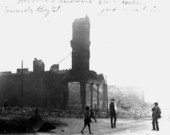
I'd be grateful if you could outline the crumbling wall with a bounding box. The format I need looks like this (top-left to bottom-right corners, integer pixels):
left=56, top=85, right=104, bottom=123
left=0, top=71, right=69, bottom=109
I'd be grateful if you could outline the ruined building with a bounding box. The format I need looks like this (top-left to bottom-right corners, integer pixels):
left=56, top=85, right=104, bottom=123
left=0, top=58, right=68, bottom=108
left=0, top=16, right=107, bottom=111
left=33, top=58, right=45, bottom=73
left=67, top=16, right=107, bottom=111
left=71, top=16, right=90, bottom=71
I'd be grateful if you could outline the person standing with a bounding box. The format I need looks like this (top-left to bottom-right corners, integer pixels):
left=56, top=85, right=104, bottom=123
left=109, top=98, right=117, bottom=128
left=152, top=102, right=161, bottom=131
left=81, top=106, right=93, bottom=134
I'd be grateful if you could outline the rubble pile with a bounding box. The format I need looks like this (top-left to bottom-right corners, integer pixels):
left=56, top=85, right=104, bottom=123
left=0, top=107, right=67, bottom=134
left=117, top=106, right=152, bottom=119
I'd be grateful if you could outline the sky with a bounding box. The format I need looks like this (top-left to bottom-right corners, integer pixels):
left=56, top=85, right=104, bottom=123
left=0, top=0, right=170, bottom=107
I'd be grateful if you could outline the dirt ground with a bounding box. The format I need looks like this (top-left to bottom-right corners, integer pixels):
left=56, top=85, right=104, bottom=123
left=36, top=116, right=170, bottom=135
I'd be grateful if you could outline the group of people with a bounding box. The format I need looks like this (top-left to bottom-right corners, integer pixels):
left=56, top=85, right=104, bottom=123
left=81, top=98, right=161, bottom=134
left=81, top=98, right=117, bottom=134
left=81, top=106, right=97, bottom=134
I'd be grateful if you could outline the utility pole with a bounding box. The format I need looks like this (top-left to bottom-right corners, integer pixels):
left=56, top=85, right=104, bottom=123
left=21, top=60, right=23, bottom=114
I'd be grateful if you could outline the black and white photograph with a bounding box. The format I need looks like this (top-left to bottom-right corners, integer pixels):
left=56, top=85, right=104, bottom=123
left=0, top=0, right=169, bottom=134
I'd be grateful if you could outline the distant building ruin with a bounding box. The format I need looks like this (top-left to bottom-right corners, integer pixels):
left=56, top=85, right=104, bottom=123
left=108, top=85, right=145, bottom=108
left=50, top=64, right=59, bottom=72
left=33, top=58, right=45, bottom=73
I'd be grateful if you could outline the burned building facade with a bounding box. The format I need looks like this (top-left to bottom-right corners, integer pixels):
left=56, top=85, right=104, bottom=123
left=67, top=16, right=107, bottom=111
left=0, top=58, right=68, bottom=108
left=0, top=16, right=107, bottom=111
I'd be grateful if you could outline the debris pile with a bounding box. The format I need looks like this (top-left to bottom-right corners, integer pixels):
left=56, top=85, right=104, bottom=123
left=0, top=108, right=66, bottom=134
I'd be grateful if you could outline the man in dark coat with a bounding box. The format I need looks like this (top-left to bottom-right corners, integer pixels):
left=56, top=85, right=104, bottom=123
left=109, top=98, right=117, bottom=128
left=152, top=102, right=161, bottom=131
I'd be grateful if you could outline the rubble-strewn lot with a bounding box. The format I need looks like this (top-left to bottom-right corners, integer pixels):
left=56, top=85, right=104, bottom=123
left=0, top=104, right=152, bottom=119
left=0, top=104, right=152, bottom=134
left=0, top=107, right=67, bottom=134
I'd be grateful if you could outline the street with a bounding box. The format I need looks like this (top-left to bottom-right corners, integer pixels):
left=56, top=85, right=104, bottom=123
left=36, top=116, right=170, bottom=135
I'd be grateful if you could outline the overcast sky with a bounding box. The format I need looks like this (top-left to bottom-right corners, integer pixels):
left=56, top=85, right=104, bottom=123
left=0, top=0, right=170, bottom=106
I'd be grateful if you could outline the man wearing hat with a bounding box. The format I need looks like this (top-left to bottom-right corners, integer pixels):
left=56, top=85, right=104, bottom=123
left=109, top=98, right=117, bottom=128
left=152, top=102, right=161, bottom=131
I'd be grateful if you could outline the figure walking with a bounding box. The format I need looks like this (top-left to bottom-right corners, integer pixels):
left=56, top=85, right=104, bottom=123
left=109, top=98, right=117, bottom=128
left=81, top=106, right=93, bottom=134
left=152, top=102, right=161, bottom=131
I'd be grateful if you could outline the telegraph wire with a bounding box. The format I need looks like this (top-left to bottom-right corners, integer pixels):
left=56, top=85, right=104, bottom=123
left=57, top=51, right=72, bottom=64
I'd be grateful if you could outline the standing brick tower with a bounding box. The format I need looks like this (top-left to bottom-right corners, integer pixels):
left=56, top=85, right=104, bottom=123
left=70, top=16, right=91, bottom=71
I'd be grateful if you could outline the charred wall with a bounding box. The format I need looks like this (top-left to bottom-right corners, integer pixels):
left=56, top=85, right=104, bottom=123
left=0, top=71, right=69, bottom=109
